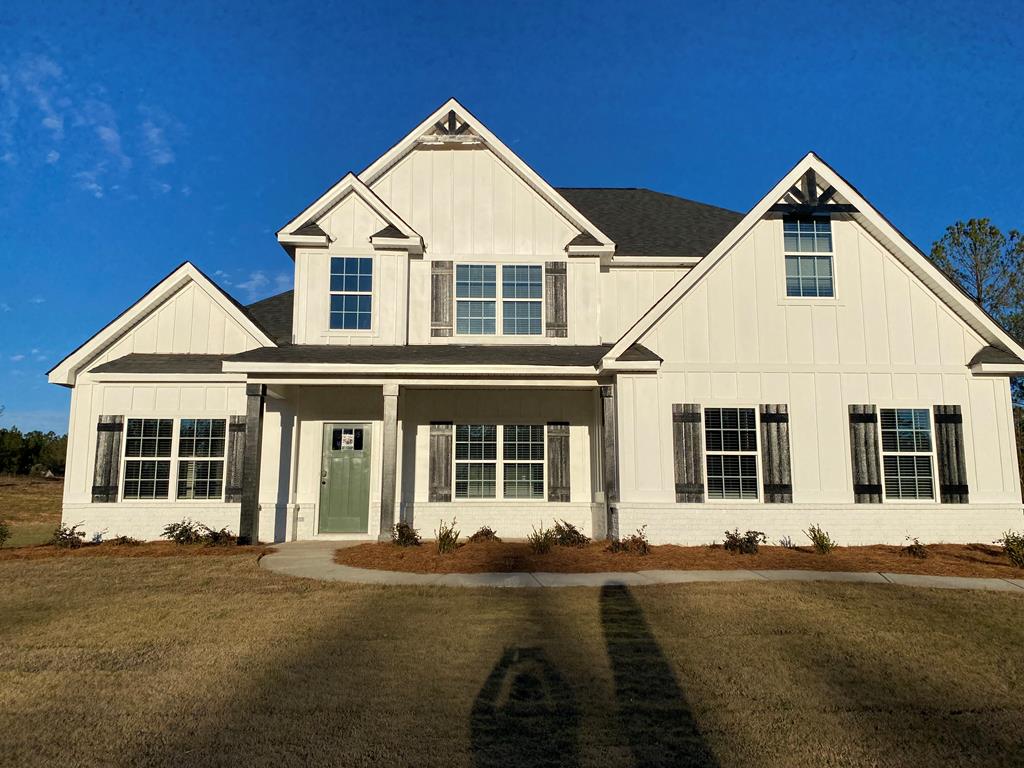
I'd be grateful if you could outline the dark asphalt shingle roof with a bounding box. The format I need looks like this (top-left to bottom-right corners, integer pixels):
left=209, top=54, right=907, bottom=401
left=558, top=187, right=743, bottom=257
left=372, top=224, right=405, bottom=239
left=969, top=346, right=1024, bottom=366
left=90, top=354, right=229, bottom=374
left=244, top=290, right=294, bottom=345
left=293, top=222, right=328, bottom=237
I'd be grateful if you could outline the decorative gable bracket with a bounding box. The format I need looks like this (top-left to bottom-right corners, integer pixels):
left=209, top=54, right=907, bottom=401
left=768, top=169, right=858, bottom=216
left=417, top=110, right=482, bottom=146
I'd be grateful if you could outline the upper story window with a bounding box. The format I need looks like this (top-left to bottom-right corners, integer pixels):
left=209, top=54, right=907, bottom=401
left=880, top=408, right=934, bottom=500
left=329, top=257, right=372, bottom=330
left=455, top=263, right=543, bottom=336
left=704, top=407, right=759, bottom=500
left=784, top=217, right=834, bottom=298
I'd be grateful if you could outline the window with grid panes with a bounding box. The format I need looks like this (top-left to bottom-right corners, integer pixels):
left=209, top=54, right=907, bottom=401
left=704, top=408, right=759, bottom=499
left=501, top=265, right=542, bottom=335
left=503, top=425, right=544, bottom=498
left=455, top=265, right=496, bottom=334
left=880, top=408, right=934, bottom=499
left=454, top=424, right=497, bottom=498
left=177, top=419, right=227, bottom=500
left=123, top=419, right=173, bottom=499
left=329, top=257, right=373, bottom=330
left=784, top=217, right=834, bottom=297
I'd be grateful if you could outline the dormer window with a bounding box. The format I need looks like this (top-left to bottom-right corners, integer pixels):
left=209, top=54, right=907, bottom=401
left=329, top=257, right=373, bottom=330
left=455, top=263, right=543, bottom=336
left=784, top=217, right=834, bottom=298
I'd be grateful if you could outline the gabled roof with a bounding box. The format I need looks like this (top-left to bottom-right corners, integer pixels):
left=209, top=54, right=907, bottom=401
left=558, top=188, right=742, bottom=258
left=604, top=152, right=1024, bottom=366
left=357, top=98, right=615, bottom=252
left=47, top=262, right=277, bottom=387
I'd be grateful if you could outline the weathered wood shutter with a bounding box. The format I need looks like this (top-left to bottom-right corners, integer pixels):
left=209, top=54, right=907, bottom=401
left=934, top=405, right=969, bottom=503
left=547, top=422, right=570, bottom=502
left=544, top=261, right=567, bottom=338
left=672, top=404, right=704, bottom=502
left=91, top=415, right=124, bottom=503
left=428, top=422, right=453, bottom=502
left=224, top=415, right=247, bottom=503
left=848, top=404, right=882, bottom=503
left=759, top=404, right=793, bottom=503
left=430, top=260, right=453, bottom=337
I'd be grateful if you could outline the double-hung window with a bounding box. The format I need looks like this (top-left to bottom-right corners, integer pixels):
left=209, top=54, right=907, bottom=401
left=880, top=408, right=934, bottom=499
left=454, top=424, right=545, bottom=499
left=177, top=418, right=227, bottom=500
left=784, top=217, right=834, bottom=297
left=455, top=264, right=543, bottom=335
left=123, top=419, right=173, bottom=499
left=704, top=408, right=759, bottom=500
left=329, top=257, right=373, bottom=330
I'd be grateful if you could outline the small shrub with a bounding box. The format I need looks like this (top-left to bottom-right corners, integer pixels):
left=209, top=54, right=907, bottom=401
left=552, top=519, right=590, bottom=548
left=50, top=522, right=87, bottom=549
left=161, top=519, right=204, bottom=545
left=200, top=525, right=237, bottom=547
left=723, top=528, right=768, bottom=555
left=468, top=525, right=501, bottom=543
left=996, top=530, right=1024, bottom=568
left=0, top=519, right=10, bottom=548
left=901, top=536, right=929, bottom=559
left=435, top=518, right=461, bottom=554
left=110, top=535, right=142, bottom=546
left=607, top=526, right=651, bottom=556
left=777, top=535, right=796, bottom=549
left=804, top=524, right=838, bottom=554
left=391, top=522, right=422, bottom=547
left=527, top=525, right=556, bottom=555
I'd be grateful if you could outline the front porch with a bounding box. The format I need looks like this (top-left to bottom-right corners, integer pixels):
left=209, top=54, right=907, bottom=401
left=241, top=381, right=618, bottom=544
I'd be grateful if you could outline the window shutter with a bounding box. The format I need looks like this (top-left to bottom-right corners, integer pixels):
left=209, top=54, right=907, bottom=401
left=759, top=404, right=793, bottom=503
left=934, top=405, right=969, bottom=503
left=224, top=415, right=247, bottom=503
left=672, top=404, right=704, bottom=502
left=544, top=261, right=567, bottom=337
left=430, top=260, right=453, bottom=337
left=547, top=422, right=570, bottom=502
left=91, top=415, right=124, bottom=503
left=428, top=422, right=453, bottom=502
left=848, top=405, right=882, bottom=503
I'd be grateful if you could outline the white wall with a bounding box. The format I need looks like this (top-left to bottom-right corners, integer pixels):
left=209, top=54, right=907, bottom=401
left=613, top=215, right=1023, bottom=543
left=598, top=266, right=689, bottom=343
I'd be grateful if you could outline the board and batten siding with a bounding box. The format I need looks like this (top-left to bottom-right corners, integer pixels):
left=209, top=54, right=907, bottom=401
left=598, top=266, right=691, bottom=343
left=612, top=215, right=1022, bottom=544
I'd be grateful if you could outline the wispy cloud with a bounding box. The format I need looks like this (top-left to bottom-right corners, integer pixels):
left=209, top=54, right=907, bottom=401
left=9, top=354, right=25, bottom=362
left=0, top=302, right=10, bottom=312
left=217, top=269, right=292, bottom=301
left=45, top=149, right=59, bottom=164
left=139, top=105, right=180, bottom=166
left=28, top=296, right=45, bottom=304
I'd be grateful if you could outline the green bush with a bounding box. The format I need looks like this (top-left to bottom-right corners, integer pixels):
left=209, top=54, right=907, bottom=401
left=468, top=525, right=500, bottom=543
left=804, top=524, right=838, bottom=555
left=200, top=525, right=237, bottom=547
left=435, top=518, right=461, bottom=554
left=161, top=519, right=204, bottom=545
left=901, top=536, right=929, bottom=559
left=777, top=535, right=796, bottom=549
left=996, top=531, right=1024, bottom=568
left=391, top=522, right=422, bottom=547
left=50, top=522, right=87, bottom=549
left=527, top=525, right=556, bottom=555
left=606, top=526, right=651, bottom=556
left=0, top=519, right=10, bottom=548
left=723, top=528, right=767, bottom=555
left=552, top=519, right=590, bottom=548
left=110, top=535, right=142, bottom=546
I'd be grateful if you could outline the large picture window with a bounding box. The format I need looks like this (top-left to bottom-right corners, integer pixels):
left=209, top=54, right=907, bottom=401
left=123, top=419, right=173, bottom=499
left=455, top=263, right=543, bottom=335
left=454, top=424, right=546, bottom=499
left=784, top=217, right=834, bottom=298
left=177, top=419, right=227, bottom=500
left=329, top=257, right=373, bottom=330
left=704, top=408, right=759, bottom=500
left=880, top=408, right=934, bottom=499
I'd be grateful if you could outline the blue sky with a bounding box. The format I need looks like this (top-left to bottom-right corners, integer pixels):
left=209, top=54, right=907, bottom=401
left=2, top=0, right=1022, bottom=433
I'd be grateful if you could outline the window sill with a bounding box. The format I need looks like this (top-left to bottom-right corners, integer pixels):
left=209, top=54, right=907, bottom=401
left=776, top=296, right=844, bottom=307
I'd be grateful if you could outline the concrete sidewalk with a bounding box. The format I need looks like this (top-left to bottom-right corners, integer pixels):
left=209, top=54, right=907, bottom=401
left=259, top=540, right=1024, bottom=592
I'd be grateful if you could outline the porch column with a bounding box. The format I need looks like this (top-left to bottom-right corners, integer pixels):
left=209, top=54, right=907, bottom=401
left=239, top=383, right=266, bottom=545
left=600, top=383, right=620, bottom=539
left=379, top=383, right=400, bottom=540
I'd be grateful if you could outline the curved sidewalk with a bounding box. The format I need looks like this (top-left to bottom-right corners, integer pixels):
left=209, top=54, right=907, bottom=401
left=259, top=540, right=1024, bottom=591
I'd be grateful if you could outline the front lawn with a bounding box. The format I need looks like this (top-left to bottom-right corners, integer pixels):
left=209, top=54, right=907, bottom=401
left=0, top=475, right=62, bottom=547
left=2, top=553, right=1024, bottom=767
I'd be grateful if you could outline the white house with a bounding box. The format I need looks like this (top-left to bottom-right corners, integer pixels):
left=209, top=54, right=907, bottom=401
left=48, top=98, right=1024, bottom=546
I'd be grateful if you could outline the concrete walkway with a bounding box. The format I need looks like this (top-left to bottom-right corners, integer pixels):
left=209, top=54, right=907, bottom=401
left=259, top=540, right=1024, bottom=592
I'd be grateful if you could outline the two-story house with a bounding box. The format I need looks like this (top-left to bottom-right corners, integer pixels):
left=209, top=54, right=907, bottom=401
left=48, top=99, right=1024, bottom=546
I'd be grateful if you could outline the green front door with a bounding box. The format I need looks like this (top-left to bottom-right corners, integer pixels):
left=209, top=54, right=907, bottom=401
left=319, top=423, right=372, bottom=534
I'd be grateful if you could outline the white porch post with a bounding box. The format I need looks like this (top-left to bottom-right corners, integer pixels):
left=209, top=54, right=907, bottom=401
left=379, top=383, right=400, bottom=540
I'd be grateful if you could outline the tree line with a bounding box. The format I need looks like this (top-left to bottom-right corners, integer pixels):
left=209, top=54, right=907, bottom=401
left=0, top=426, right=67, bottom=476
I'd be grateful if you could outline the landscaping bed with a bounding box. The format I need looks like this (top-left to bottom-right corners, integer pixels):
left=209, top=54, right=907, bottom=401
left=335, top=539, right=1024, bottom=578
left=0, top=540, right=272, bottom=561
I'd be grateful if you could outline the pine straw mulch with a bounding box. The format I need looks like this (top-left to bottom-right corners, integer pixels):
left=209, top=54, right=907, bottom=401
left=0, top=541, right=274, bottom=561
left=334, top=540, right=1024, bottom=578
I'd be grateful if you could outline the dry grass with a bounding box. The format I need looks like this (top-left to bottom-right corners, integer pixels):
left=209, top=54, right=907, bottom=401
left=2, top=553, right=1024, bottom=767
left=0, top=475, right=63, bottom=547
left=335, top=539, right=1024, bottom=578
